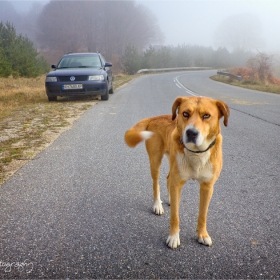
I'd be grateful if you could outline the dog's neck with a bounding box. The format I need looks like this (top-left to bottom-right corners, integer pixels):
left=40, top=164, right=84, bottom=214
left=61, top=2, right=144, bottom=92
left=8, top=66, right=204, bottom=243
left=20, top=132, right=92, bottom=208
left=179, top=138, right=216, bottom=154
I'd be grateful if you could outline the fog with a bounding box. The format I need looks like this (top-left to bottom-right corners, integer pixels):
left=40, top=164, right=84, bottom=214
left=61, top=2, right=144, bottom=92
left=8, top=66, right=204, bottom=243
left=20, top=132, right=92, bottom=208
left=2, top=0, right=280, bottom=53
left=138, top=0, right=280, bottom=53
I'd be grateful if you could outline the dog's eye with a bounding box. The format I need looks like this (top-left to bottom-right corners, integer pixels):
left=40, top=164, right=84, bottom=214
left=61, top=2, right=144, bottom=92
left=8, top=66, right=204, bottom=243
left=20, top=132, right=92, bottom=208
left=203, top=114, right=211, bottom=120
left=183, top=112, right=189, bottom=118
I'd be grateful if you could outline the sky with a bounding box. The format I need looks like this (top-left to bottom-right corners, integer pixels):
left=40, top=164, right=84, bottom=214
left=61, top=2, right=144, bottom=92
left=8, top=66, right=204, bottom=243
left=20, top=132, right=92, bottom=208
left=4, top=0, right=280, bottom=53
left=138, top=0, right=280, bottom=52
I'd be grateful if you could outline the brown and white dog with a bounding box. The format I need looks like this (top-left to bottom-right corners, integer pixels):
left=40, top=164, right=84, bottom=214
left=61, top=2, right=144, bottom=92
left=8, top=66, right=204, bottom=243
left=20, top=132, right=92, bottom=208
left=124, top=96, right=230, bottom=249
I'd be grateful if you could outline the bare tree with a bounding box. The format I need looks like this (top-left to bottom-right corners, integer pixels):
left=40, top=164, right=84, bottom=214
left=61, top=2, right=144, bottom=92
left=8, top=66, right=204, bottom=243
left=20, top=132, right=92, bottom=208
left=37, top=1, right=88, bottom=53
left=81, top=1, right=103, bottom=52
left=21, top=2, right=44, bottom=45
left=36, top=0, right=164, bottom=58
left=247, top=52, right=275, bottom=81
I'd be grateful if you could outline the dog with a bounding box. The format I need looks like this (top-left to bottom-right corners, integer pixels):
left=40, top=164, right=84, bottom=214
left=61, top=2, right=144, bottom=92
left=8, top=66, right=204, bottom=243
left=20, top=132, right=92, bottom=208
left=124, top=96, right=230, bottom=249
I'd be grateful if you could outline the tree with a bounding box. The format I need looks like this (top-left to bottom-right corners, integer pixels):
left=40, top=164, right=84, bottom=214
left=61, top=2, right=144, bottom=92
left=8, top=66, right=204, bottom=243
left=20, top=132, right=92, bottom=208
left=122, top=45, right=141, bottom=74
left=142, top=45, right=156, bottom=69
left=171, top=44, right=191, bottom=67
left=121, top=43, right=256, bottom=75
left=247, top=52, right=275, bottom=82
left=155, top=46, right=172, bottom=68
left=21, top=2, right=44, bottom=45
left=215, top=14, right=264, bottom=51
left=37, top=1, right=86, bottom=54
left=0, top=22, right=49, bottom=77
left=36, top=0, right=164, bottom=58
left=0, top=47, right=12, bottom=77
left=212, top=47, right=231, bottom=68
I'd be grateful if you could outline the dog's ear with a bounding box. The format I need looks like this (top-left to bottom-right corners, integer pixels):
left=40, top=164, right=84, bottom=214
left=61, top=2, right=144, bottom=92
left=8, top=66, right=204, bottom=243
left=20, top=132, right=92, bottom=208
left=216, top=100, right=230, bottom=126
left=172, top=97, right=183, bottom=120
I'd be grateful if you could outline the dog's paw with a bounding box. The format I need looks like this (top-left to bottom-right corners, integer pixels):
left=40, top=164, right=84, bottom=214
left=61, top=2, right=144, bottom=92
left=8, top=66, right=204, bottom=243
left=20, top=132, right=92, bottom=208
left=166, top=233, right=180, bottom=249
left=153, top=199, right=164, bottom=215
left=197, top=235, right=212, bottom=246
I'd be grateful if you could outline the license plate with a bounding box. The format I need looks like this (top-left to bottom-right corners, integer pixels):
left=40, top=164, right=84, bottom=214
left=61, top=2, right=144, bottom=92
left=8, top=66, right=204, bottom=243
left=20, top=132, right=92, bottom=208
left=62, top=84, right=83, bottom=90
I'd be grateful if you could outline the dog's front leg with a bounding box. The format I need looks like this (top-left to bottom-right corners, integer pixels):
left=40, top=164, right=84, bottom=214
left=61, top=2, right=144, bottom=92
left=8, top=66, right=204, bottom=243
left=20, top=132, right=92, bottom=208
left=197, top=182, right=214, bottom=246
left=166, top=178, right=184, bottom=249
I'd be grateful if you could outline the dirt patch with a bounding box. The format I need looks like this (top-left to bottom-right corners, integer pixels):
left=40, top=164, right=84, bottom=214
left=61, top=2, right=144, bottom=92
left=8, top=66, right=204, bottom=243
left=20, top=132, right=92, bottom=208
left=0, top=98, right=97, bottom=184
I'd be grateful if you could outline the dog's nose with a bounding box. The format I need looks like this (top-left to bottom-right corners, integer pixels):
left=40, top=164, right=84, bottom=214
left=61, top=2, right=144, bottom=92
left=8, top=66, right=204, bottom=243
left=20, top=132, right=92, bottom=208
left=186, top=128, right=198, bottom=142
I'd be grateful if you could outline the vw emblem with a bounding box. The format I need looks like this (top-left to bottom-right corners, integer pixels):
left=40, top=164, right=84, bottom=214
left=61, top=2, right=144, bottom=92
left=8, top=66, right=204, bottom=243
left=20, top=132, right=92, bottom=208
left=70, top=76, right=75, bottom=81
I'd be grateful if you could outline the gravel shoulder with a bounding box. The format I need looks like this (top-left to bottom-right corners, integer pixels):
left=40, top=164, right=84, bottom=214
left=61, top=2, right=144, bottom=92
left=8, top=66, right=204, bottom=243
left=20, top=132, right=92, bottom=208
left=0, top=74, right=137, bottom=184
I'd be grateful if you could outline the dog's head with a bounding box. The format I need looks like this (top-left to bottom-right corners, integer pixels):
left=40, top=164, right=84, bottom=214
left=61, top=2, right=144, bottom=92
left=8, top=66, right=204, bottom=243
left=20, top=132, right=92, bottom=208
left=172, top=96, right=230, bottom=152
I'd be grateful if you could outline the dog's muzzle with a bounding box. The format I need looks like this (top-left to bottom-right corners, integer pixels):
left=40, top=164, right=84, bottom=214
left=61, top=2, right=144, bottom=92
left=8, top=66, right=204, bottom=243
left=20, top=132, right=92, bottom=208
left=186, top=128, right=199, bottom=144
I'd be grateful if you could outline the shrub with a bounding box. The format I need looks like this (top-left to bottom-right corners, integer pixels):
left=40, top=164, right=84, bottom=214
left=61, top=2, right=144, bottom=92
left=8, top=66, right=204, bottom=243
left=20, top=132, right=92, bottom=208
left=122, top=45, right=141, bottom=75
left=247, top=52, right=274, bottom=82
left=229, top=54, right=280, bottom=86
left=231, top=67, right=255, bottom=81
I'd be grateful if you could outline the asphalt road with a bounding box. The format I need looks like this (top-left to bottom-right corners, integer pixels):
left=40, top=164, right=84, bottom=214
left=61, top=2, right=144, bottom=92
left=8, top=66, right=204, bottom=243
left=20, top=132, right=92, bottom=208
left=1, top=70, right=279, bottom=278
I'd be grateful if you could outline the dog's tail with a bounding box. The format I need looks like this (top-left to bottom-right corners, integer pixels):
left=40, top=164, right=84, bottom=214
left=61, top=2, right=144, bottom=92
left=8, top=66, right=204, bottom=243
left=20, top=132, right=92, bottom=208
left=124, top=118, right=154, bottom=148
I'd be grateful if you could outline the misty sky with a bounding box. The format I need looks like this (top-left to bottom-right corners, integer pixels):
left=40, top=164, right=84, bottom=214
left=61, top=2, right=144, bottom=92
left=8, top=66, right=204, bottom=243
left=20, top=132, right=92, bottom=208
left=138, top=0, right=280, bottom=52
left=5, top=0, right=280, bottom=53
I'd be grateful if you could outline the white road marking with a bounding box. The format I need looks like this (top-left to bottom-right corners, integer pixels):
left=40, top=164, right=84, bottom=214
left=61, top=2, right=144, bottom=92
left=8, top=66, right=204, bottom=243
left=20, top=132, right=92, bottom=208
left=174, top=76, right=198, bottom=96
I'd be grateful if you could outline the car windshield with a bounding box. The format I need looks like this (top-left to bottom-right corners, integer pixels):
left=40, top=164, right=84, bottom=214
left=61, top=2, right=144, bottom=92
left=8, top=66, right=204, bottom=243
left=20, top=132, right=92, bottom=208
left=56, top=55, right=102, bottom=69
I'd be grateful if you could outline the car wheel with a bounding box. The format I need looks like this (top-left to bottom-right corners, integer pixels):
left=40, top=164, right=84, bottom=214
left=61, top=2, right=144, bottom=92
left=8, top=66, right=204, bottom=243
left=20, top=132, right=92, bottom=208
left=101, top=82, right=109, bottom=100
left=109, top=82, right=114, bottom=94
left=48, top=96, right=57, bottom=101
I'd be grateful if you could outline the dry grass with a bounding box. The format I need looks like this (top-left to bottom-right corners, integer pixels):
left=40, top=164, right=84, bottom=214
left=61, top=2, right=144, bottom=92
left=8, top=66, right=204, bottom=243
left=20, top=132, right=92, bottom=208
left=210, top=75, right=280, bottom=94
left=0, top=76, right=47, bottom=118
left=114, top=73, right=140, bottom=88
left=0, top=73, right=137, bottom=184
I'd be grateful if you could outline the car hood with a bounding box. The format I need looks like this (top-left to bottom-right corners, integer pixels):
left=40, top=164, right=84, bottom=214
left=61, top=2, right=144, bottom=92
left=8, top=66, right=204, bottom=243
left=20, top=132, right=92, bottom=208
left=46, top=68, right=103, bottom=77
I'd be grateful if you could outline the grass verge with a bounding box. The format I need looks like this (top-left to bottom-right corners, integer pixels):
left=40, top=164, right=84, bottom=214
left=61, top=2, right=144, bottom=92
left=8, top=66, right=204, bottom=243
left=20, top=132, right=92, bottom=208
left=0, top=73, right=138, bottom=184
left=210, top=75, right=280, bottom=94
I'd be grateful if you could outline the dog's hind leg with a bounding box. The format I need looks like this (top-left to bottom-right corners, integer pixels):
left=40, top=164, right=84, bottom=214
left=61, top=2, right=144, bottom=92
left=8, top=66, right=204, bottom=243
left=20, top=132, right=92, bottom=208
left=166, top=171, right=171, bottom=205
left=146, top=141, right=164, bottom=215
left=150, top=156, right=165, bottom=215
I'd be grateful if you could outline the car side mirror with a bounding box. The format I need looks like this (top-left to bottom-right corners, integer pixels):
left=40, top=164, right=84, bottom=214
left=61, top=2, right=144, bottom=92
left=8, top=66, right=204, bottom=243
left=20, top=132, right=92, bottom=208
left=104, top=62, right=112, bottom=67
left=51, top=64, right=57, bottom=69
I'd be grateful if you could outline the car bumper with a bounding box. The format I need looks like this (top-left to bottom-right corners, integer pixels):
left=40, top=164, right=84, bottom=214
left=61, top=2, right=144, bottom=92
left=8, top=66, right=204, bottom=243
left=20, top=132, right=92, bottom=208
left=45, top=81, right=107, bottom=97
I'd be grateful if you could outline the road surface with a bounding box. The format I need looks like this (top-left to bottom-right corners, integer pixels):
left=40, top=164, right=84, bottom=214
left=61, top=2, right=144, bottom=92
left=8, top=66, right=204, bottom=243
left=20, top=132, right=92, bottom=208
left=0, top=70, right=279, bottom=278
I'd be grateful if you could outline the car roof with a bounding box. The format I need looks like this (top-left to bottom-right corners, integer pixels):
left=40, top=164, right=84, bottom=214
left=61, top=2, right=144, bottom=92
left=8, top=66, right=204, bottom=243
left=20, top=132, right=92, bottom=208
left=63, top=52, right=100, bottom=57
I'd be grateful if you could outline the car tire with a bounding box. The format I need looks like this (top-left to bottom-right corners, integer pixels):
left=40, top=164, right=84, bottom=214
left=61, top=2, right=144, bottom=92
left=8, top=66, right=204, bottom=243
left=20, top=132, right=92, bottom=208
left=101, top=82, right=109, bottom=101
left=109, top=82, right=114, bottom=94
left=48, top=96, right=57, bottom=101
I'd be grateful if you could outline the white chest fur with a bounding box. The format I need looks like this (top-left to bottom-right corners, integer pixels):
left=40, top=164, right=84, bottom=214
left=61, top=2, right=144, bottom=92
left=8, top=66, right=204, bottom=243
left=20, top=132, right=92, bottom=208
left=176, top=150, right=213, bottom=183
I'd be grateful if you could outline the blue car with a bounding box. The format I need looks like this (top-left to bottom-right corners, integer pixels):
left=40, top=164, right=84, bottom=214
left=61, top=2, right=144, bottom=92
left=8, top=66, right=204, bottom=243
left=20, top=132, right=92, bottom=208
left=45, top=52, right=114, bottom=101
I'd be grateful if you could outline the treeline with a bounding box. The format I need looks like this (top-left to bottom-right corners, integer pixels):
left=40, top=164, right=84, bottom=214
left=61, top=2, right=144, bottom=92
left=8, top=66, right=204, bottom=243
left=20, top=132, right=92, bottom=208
left=122, top=45, right=254, bottom=74
left=36, top=0, right=163, bottom=57
left=0, top=1, right=43, bottom=47
left=0, top=22, right=49, bottom=78
left=0, top=0, right=259, bottom=77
